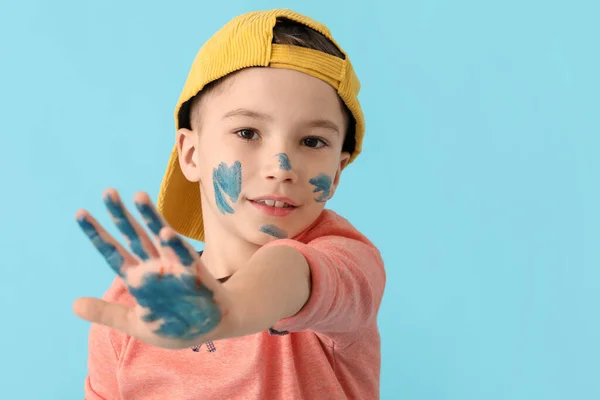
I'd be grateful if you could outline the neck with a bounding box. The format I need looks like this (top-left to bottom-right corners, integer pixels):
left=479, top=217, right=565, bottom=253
left=198, top=193, right=261, bottom=280
left=200, top=233, right=260, bottom=280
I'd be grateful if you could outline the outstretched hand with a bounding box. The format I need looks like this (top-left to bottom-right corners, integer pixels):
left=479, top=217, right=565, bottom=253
left=73, top=189, right=231, bottom=349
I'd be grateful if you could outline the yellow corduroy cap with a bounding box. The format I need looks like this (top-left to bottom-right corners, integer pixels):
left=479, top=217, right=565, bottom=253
left=157, top=8, right=365, bottom=242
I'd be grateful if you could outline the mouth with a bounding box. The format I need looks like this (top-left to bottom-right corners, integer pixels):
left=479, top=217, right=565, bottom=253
left=248, top=196, right=299, bottom=217
left=251, top=199, right=295, bottom=208
left=249, top=196, right=298, bottom=208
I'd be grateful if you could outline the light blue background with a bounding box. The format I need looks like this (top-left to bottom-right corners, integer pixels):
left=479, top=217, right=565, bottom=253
left=0, top=0, right=598, bottom=398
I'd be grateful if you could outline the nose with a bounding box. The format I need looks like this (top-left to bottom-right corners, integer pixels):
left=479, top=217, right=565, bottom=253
left=264, top=152, right=298, bottom=183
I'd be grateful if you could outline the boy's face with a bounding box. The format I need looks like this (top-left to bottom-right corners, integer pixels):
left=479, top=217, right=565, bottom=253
left=178, top=67, right=350, bottom=244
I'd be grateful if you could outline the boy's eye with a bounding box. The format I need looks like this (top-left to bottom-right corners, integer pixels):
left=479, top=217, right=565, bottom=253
left=303, top=137, right=326, bottom=148
left=236, top=129, right=259, bottom=140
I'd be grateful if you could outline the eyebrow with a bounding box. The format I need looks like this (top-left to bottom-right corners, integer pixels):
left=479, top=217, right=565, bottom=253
left=222, top=108, right=340, bottom=135
left=305, top=118, right=340, bottom=135
left=222, top=108, right=273, bottom=121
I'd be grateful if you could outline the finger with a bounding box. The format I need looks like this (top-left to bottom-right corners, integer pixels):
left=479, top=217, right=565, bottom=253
left=73, top=297, right=136, bottom=336
left=132, top=192, right=167, bottom=237
left=103, top=189, right=159, bottom=261
left=76, top=210, right=136, bottom=277
left=158, top=228, right=221, bottom=293
left=159, top=228, right=197, bottom=267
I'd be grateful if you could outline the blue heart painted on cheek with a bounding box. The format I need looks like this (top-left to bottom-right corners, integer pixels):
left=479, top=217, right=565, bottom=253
left=213, top=161, right=242, bottom=214
left=213, top=178, right=234, bottom=214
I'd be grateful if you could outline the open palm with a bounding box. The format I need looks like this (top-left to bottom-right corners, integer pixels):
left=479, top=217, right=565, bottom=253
left=73, top=189, right=229, bottom=349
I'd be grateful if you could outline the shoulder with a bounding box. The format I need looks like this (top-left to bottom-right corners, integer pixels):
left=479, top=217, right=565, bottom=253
left=288, top=209, right=385, bottom=277
left=295, top=209, right=377, bottom=248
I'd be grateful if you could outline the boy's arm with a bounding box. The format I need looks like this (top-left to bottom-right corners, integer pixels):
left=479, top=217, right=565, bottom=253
left=223, top=233, right=386, bottom=343
left=222, top=245, right=311, bottom=337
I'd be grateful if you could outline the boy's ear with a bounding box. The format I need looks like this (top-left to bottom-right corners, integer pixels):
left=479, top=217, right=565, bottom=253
left=331, top=151, right=351, bottom=196
left=176, top=128, right=202, bottom=182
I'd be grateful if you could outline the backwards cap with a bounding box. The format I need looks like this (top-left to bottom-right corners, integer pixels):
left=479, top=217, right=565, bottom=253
left=157, top=8, right=365, bottom=242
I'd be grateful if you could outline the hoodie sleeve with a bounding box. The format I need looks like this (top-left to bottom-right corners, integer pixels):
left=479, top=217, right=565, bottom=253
left=265, top=217, right=386, bottom=347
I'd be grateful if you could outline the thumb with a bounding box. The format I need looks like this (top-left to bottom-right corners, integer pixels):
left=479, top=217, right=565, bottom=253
left=73, top=297, right=134, bottom=334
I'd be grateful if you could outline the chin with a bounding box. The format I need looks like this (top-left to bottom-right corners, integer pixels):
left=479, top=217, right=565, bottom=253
left=241, top=230, right=282, bottom=247
left=238, top=222, right=295, bottom=246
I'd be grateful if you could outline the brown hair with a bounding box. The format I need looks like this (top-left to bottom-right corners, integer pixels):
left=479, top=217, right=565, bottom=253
left=179, top=18, right=356, bottom=154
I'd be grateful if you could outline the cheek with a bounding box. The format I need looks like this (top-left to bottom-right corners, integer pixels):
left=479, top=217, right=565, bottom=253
left=211, top=160, right=242, bottom=215
left=308, top=173, right=333, bottom=203
left=304, top=158, right=340, bottom=203
left=198, top=135, right=248, bottom=208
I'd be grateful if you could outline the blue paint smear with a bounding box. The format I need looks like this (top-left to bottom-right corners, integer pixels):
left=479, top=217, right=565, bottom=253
left=213, top=178, right=234, bottom=214
left=162, top=235, right=195, bottom=267
left=309, top=173, right=332, bottom=203
left=260, top=224, right=288, bottom=239
left=213, top=161, right=242, bottom=214
left=135, top=202, right=164, bottom=236
left=129, top=272, right=221, bottom=340
left=104, top=194, right=148, bottom=260
left=276, top=153, right=292, bottom=171
left=77, top=216, right=125, bottom=277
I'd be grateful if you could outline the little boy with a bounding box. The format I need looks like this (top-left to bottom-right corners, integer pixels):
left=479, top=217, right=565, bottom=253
left=74, top=8, right=386, bottom=400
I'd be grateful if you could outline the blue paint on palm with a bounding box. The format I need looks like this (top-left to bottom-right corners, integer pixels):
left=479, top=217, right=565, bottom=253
left=129, top=273, right=221, bottom=339
left=128, top=234, right=221, bottom=339
left=104, top=194, right=148, bottom=260
left=213, top=161, right=242, bottom=214
left=259, top=224, right=288, bottom=239
left=135, top=202, right=164, bottom=236
left=77, top=216, right=125, bottom=277
left=309, top=173, right=332, bottom=202
left=276, top=153, right=292, bottom=171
